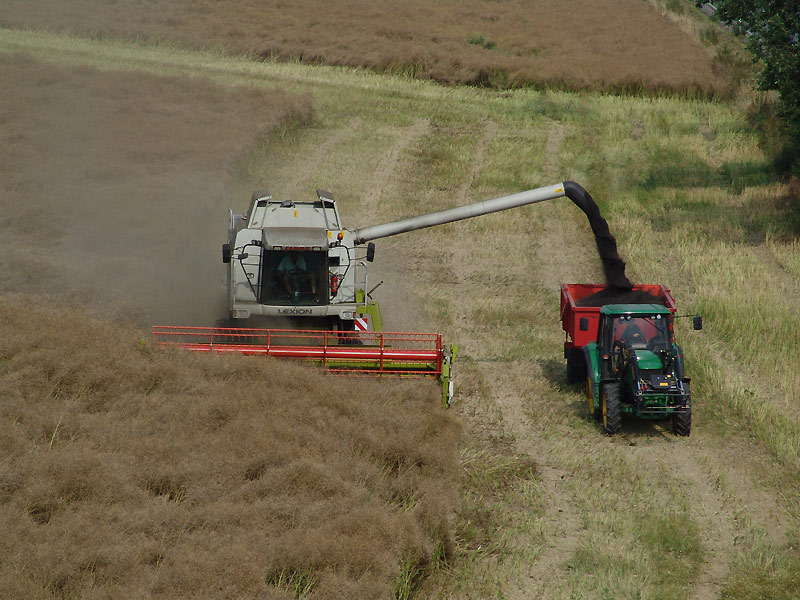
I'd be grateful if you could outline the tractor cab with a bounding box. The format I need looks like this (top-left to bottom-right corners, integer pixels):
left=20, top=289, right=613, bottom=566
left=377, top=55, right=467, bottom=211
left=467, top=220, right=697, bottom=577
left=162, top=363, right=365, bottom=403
left=598, top=304, right=676, bottom=380
left=602, top=305, right=673, bottom=353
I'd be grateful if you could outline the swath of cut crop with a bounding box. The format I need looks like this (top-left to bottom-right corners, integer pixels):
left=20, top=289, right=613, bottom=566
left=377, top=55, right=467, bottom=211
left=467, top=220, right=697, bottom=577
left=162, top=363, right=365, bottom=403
left=0, top=53, right=311, bottom=328
left=0, top=295, right=461, bottom=599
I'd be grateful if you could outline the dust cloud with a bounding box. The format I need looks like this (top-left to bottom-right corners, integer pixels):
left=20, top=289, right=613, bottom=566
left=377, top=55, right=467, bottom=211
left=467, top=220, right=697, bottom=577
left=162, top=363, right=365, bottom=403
left=0, top=54, right=310, bottom=329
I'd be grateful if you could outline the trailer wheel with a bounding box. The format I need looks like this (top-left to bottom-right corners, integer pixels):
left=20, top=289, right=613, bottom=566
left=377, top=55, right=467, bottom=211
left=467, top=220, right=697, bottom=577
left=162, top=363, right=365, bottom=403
left=673, top=382, right=692, bottom=436
left=566, top=349, right=586, bottom=384
left=601, top=382, right=621, bottom=435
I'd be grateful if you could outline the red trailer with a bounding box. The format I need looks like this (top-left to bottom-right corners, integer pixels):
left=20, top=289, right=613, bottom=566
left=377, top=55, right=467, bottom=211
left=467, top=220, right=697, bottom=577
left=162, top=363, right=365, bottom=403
left=560, top=283, right=677, bottom=384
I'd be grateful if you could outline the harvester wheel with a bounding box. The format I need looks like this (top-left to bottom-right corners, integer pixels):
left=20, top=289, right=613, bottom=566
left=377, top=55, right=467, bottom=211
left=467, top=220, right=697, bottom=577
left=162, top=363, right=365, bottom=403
left=601, top=382, right=622, bottom=435
left=673, top=383, right=692, bottom=436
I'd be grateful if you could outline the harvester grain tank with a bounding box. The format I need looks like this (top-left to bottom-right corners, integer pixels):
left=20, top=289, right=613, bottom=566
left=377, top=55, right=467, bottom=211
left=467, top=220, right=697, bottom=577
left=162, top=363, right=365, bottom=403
left=560, top=283, right=702, bottom=435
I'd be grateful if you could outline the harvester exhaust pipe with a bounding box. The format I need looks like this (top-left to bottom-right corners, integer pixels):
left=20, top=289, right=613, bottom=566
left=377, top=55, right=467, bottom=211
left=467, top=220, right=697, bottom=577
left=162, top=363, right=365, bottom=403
left=351, top=180, right=632, bottom=290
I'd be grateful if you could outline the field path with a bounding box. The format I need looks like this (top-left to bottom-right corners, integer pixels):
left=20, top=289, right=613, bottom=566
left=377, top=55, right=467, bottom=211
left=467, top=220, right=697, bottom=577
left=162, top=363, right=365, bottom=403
left=638, top=440, right=737, bottom=600
left=283, top=117, right=363, bottom=199
left=363, top=118, right=430, bottom=210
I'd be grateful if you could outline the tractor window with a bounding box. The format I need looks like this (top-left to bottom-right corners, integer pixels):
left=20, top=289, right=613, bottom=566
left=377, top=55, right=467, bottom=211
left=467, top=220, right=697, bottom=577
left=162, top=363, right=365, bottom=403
left=612, top=316, right=669, bottom=351
left=261, top=250, right=328, bottom=306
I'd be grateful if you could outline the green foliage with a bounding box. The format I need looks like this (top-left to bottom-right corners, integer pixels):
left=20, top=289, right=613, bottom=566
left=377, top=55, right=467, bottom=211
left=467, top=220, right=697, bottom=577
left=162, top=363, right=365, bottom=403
left=715, top=0, right=800, bottom=175
left=468, top=33, right=496, bottom=50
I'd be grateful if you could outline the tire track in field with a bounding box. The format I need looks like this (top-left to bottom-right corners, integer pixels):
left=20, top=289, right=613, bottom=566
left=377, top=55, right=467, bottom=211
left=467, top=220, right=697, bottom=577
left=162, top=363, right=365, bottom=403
left=532, top=120, right=602, bottom=291
left=456, top=121, right=497, bottom=197
left=543, top=120, right=565, bottom=182
left=354, top=118, right=430, bottom=331
left=361, top=118, right=430, bottom=211
left=283, top=117, right=362, bottom=199
left=637, top=441, right=737, bottom=600
left=447, top=119, right=586, bottom=598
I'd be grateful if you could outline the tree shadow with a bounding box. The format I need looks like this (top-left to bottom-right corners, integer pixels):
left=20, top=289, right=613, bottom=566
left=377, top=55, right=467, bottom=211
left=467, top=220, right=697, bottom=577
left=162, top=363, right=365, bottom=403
left=641, top=146, right=777, bottom=192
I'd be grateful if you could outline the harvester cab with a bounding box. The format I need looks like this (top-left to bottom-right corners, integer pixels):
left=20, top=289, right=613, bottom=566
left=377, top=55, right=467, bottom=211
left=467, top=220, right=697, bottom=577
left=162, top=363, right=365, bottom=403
left=223, top=188, right=381, bottom=333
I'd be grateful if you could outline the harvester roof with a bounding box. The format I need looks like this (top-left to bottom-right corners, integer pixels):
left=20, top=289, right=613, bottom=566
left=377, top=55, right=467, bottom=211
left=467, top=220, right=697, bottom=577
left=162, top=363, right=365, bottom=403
left=262, top=226, right=329, bottom=248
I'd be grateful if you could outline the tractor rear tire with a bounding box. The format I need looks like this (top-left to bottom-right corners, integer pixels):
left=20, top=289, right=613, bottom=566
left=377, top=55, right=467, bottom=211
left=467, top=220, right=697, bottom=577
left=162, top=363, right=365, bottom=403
left=601, top=382, right=622, bottom=435
left=673, top=383, right=692, bottom=436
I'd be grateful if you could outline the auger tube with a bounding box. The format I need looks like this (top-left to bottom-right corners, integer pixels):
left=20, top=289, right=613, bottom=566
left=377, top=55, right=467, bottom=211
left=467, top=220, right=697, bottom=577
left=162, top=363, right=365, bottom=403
left=351, top=182, right=571, bottom=244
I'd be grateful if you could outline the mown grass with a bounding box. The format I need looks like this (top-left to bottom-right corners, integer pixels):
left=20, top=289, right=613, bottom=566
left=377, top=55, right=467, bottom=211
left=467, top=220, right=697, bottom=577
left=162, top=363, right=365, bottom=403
left=2, top=23, right=799, bottom=600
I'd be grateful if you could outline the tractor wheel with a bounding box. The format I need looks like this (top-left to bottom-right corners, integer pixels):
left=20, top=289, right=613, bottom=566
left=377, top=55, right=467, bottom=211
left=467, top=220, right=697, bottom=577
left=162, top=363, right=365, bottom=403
left=601, top=382, right=622, bottom=435
left=673, top=382, right=692, bottom=436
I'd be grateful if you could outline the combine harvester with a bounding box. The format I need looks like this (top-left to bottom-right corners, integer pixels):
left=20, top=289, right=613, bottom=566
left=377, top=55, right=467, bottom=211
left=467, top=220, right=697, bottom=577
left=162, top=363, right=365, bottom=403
left=153, top=181, right=659, bottom=408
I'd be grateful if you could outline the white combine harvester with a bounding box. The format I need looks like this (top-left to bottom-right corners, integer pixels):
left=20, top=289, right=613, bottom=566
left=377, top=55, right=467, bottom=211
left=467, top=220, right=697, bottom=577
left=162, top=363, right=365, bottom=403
left=154, top=182, right=591, bottom=406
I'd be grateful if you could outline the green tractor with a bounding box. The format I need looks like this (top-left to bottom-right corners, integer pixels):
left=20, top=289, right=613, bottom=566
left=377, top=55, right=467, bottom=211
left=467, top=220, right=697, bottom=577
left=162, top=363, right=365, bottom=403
left=586, top=304, right=699, bottom=435
left=561, top=284, right=701, bottom=436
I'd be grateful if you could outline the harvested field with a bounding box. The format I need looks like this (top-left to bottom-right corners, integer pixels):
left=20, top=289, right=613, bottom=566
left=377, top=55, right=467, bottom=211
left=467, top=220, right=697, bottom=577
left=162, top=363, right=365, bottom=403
left=0, top=296, right=459, bottom=598
left=0, top=0, right=730, bottom=96
left=0, top=54, right=310, bottom=327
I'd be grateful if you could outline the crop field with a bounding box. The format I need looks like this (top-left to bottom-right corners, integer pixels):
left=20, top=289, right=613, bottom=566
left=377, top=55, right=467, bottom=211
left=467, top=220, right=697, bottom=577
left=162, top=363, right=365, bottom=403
left=2, top=2, right=800, bottom=599
left=0, top=0, right=735, bottom=96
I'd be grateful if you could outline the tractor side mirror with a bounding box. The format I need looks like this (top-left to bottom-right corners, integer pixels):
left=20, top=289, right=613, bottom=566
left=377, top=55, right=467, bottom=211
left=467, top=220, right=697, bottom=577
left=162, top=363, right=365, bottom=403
left=366, top=242, right=376, bottom=262
left=579, top=317, right=589, bottom=332
left=693, top=316, right=703, bottom=330
left=222, top=243, right=231, bottom=263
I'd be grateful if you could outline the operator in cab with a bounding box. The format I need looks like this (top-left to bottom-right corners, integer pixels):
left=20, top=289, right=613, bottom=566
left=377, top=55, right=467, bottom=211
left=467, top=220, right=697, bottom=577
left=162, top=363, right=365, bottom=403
left=275, top=251, right=317, bottom=297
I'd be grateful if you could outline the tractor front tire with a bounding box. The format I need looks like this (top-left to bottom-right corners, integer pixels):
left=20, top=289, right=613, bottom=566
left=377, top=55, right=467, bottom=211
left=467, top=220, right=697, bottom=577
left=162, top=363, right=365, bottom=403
left=601, top=382, right=622, bottom=435
left=673, top=383, right=692, bottom=436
